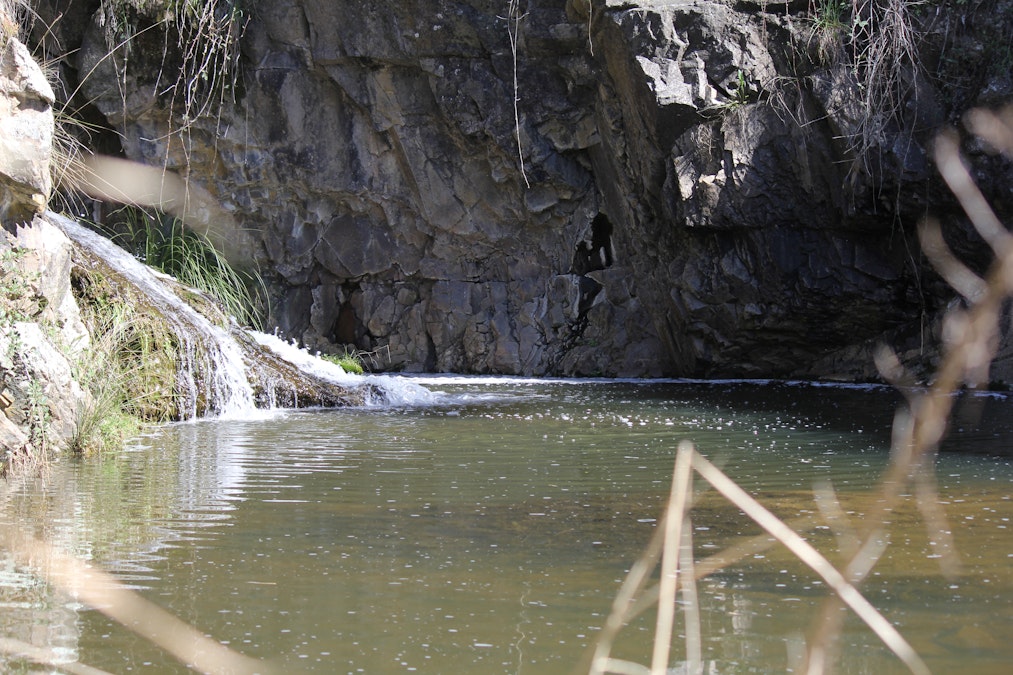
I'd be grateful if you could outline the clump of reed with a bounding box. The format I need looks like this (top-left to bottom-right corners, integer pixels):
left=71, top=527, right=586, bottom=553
left=68, top=298, right=163, bottom=454
left=70, top=256, right=183, bottom=428
left=320, top=349, right=367, bottom=375
left=101, top=207, right=266, bottom=330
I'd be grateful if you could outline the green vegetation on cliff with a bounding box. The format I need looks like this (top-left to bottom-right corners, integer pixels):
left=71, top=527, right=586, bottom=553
left=98, top=207, right=266, bottom=329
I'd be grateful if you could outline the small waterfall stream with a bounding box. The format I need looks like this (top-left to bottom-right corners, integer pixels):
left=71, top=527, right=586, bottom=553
left=47, top=212, right=432, bottom=418
left=50, top=212, right=256, bottom=418
left=247, top=331, right=439, bottom=407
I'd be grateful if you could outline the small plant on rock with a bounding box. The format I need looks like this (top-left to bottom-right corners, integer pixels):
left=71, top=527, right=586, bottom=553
left=808, top=0, right=851, bottom=64
left=321, top=350, right=366, bottom=375
left=69, top=303, right=146, bottom=453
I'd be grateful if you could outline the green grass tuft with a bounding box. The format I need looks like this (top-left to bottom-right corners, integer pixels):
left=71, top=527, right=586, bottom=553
left=321, top=350, right=365, bottom=375
left=103, top=208, right=266, bottom=329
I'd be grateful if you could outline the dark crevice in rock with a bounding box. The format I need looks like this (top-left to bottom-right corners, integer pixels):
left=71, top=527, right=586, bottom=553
left=571, top=211, right=614, bottom=275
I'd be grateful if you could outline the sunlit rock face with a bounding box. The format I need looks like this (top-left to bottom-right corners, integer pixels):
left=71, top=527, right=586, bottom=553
left=0, top=32, right=82, bottom=457
left=0, top=36, right=54, bottom=224
left=51, top=0, right=1012, bottom=378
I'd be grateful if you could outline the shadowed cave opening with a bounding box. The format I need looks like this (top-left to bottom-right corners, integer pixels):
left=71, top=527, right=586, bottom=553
left=571, top=212, right=614, bottom=276
left=565, top=212, right=615, bottom=331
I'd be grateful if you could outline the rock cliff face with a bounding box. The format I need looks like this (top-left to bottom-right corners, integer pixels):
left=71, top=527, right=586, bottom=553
left=38, top=0, right=1013, bottom=377
left=0, top=25, right=392, bottom=459
left=0, top=34, right=53, bottom=224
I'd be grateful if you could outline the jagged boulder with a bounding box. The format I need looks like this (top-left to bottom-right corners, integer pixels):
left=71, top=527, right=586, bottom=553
left=0, top=29, right=81, bottom=462
left=12, top=218, right=90, bottom=350
left=0, top=321, right=89, bottom=448
left=0, top=217, right=96, bottom=461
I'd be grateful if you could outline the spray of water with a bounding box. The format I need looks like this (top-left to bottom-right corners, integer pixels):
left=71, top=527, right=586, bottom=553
left=49, top=212, right=256, bottom=418
left=249, top=331, right=439, bottom=407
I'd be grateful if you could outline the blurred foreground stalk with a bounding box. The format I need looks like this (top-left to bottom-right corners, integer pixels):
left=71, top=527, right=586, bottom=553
left=587, top=106, right=1013, bottom=675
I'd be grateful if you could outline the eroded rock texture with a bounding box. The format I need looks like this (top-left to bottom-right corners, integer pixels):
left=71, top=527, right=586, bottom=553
left=0, top=35, right=54, bottom=224
left=37, top=0, right=1013, bottom=378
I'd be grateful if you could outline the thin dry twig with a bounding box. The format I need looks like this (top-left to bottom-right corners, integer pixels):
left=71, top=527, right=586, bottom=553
left=812, top=480, right=861, bottom=559
left=587, top=442, right=929, bottom=675
left=587, top=482, right=671, bottom=672
left=586, top=508, right=666, bottom=674
left=0, top=523, right=271, bottom=675
left=581, top=513, right=820, bottom=650
left=917, top=217, right=986, bottom=303
left=678, top=523, right=702, bottom=675
left=692, top=450, right=930, bottom=675
left=650, top=441, right=693, bottom=674
left=506, top=0, right=530, bottom=189
left=0, top=637, right=114, bottom=675
left=932, top=130, right=1012, bottom=254
left=803, top=105, right=1013, bottom=674
left=965, top=107, right=1013, bottom=156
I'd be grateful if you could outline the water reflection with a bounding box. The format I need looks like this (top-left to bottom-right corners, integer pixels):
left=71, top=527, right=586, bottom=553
left=1, top=380, right=1011, bottom=673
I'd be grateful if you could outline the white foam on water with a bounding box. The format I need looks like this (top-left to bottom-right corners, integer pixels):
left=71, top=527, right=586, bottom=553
left=369, top=374, right=441, bottom=407
left=248, top=331, right=440, bottom=407
left=402, top=374, right=901, bottom=391
left=248, top=331, right=361, bottom=386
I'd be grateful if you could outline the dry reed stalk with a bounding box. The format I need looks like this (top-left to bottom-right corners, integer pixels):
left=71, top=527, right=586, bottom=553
left=650, top=441, right=694, bottom=674
left=0, top=522, right=272, bottom=675
left=586, top=443, right=931, bottom=675
left=587, top=441, right=696, bottom=672
left=588, top=107, right=1013, bottom=675
left=812, top=480, right=861, bottom=558
left=585, top=529, right=662, bottom=675
left=678, top=523, right=702, bottom=673
left=691, top=513, right=818, bottom=580
left=803, top=106, right=1013, bottom=673
left=691, top=450, right=931, bottom=675
left=0, top=637, right=113, bottom=675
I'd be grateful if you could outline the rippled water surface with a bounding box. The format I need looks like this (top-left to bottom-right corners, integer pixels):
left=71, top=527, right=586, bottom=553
left=2, top=378, right=1011, bottom=674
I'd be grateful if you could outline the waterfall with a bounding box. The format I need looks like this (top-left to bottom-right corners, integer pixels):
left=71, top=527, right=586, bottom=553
left=248, top=331, right=439, bottom=407
left=46, top=212, right=436, bottom=417
left=48, top=212, right=256, bottom=418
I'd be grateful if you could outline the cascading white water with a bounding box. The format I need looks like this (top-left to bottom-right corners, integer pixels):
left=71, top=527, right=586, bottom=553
left=49, top=212, right=257, bottom=419
left=249, top=331, right=439, bottom=407
left=48, top=212, right=435, bottom=417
